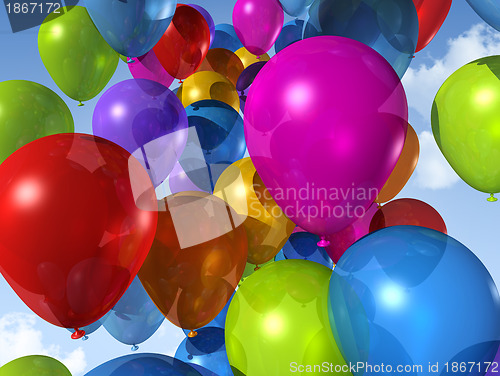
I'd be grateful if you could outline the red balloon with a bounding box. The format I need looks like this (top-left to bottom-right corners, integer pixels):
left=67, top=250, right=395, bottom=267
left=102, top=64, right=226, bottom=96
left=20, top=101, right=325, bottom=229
left=0, top=134, right=157, bottom=334
left=413, top=0, right=452, bottom=52
left=153, top=4, right=211, bottom=80
left=369, top=198, right=447, bottom=234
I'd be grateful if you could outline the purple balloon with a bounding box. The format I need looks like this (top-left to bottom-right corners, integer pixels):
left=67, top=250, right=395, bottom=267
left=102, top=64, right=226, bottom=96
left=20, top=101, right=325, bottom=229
left=92, top=79, right=188, bottom=188
left=236, top=61, right=267, bottom=93
left=128, top=50, right=175, bottom=88
left=168, top=161, right=204, bottom=193
left=188, top=4, right=215, bottom=47
left=244, top=36, right=408, bottom=237
left=486, top=346, right=500, bottom=376
left=233, top=0, right=284, bottom=57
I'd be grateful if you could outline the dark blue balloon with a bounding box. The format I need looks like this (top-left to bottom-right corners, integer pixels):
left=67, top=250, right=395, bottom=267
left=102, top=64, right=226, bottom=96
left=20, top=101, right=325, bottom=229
left=211, top=24, right=244, bottom=52
left=467, top=0, right=500, bottom=32
left=329, top=226, right=500, bottom=376
left=85, top=0, right=177, bottom=58
left=101, top=276, right=164, bottom=350
left=84, top=353, right=202, bottom=376
left=274, top=19, right=304, bottom=53
left=175, top=327, right=232, bottom=376
left=282, top=232, right=334, bottom=268
left=304, top=0, right=419, bottom=78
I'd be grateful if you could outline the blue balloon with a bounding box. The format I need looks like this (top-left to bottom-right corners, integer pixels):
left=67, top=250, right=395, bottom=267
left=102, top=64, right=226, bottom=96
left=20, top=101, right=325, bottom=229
left=101, top=276, right=164, bottom=350
left=304, top=0, right=419, bottom=78
left=84, top=353, right=202, bottom=376
left=211, top=24, right=243, bottom=52
left=282, top=232, right=334, bottom=268
left=279, top=0, right=313, bottom=17
left=176, top=327, right=232, bottom=376
left=329, top=226, right=500, bottom=376
left=85, top=0, right=177, bottom=58
left=275, top=19, right=304, bottom=53
left=467, top=0, right=500, bottom=32
left=68, top=320, right=102, bottom=341
left=274, top=249, right=286, bottom=261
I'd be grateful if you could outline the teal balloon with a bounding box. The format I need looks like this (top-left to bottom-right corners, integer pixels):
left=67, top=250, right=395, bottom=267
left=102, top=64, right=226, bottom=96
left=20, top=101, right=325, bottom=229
left=279, top=0, right=313, bottom=17
left=85, top=0, right=177, bottom=58
left=467, top=0, right=500, bottom=32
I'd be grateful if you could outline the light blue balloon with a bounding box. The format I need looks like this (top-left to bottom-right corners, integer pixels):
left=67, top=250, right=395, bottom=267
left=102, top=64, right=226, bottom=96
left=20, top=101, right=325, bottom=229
left=274, top=19, right=304, bottom=53
left=101, top=276, right=164, bottom=350
left=467, top=0, right=500, bottom=32
left=279, top=0, right=313, bottom=17
left=329, top=226, right=500, bottom=376
left=210, top=24, right=243, bottom=52
left=85, top=0, right=177, bottom=58
left=304, top=0, right=419, bottom=78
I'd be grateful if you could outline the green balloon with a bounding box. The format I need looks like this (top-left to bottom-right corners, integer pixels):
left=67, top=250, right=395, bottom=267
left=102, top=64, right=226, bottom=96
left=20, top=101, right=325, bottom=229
left=38, top=6, right=118, bottom=105
left=432, top=56, right=500, bottom=201
left=0, top=80, right=74, bottom=164
left=226, top=259, right=350, bottom=376
left=0, top=355, right=72, bottom=376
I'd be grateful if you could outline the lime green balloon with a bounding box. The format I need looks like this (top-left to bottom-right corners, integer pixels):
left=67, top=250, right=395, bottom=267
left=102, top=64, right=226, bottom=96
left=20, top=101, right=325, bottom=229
left=38, top=6, right=118, bottom=105
left=432, top=56, right=500, bottom=200
left=0, top=80, right=74, bottom=164
left=226, top=259, right=350, bottom=376
left=0, top=355, right=72, bottom=376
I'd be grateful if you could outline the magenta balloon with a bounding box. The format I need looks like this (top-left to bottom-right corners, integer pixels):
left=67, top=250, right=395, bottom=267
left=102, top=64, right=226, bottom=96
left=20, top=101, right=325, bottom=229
left=325, top=203, right=378, bottom=263
left=244, top=36, right=408, bottom=236
left=232, top=0, right=284, bottom=56
left=128, top=50, right=174, bottom=88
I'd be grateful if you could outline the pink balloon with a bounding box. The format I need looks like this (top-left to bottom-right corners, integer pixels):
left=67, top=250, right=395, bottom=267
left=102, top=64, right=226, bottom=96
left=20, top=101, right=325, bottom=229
left=128, top=50, right=175, bottom=88
left=233, top=0, right=284, bottom=56
left=325, top=203, right=379, bottom=263
left=244, top=36, right=408, bottom=237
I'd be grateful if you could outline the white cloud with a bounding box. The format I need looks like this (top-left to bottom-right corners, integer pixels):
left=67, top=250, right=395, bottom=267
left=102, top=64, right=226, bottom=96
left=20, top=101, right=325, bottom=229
left=403, top=23, right=500, bottom=121
left=414, top=131, right=460, bottom=190
left=0, top=313, right=87, bottom=375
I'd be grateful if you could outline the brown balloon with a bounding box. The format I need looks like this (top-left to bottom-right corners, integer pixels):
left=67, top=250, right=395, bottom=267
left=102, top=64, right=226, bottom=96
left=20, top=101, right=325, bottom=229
left=197, top=48, right=245, bottom=87
left=369, top=198, right=447, bottom=234
left=138, top=191, right=248, bottom=334
left=375, top=124, right=419, bottom=203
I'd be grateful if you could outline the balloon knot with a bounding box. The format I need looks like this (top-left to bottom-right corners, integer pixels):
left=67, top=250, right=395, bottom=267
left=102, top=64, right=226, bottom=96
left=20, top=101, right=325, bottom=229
left=82, top=335, right=89, bottom=341
left=487, top=193, right=498, bottom=202
left=71, top=328, right=86, bottom=340
left=377, top=203, right=382, bottom=209
left=77, top=101, right=84, bottom=107
left=188, top=330, right=198, bottom=338
left=178, top=79, right=184, bottom=84
left=254, top=265, right=260, bottom=271
left=131, top=345, right=139, bottom=351
left=256, top=56, right=261, bottom=60
left=126, top=57, right=135, bottom=64
left=317, top=236, right=330, bottom=247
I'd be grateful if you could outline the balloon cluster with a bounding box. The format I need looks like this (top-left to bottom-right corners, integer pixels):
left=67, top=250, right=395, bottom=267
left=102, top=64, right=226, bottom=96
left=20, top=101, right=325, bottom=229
left=1, top=0, right=500, bottom=375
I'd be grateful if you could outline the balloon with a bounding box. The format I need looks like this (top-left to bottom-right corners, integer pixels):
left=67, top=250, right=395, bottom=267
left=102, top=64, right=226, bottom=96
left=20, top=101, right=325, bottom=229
left=138, top=192, right=248, bottom=334
left=0, top=80, right=74, bottom=164
left=486, top=347, right=500, bottom=376
left=92, top=78, right=188, bottom=188
left=245, top=36, right=408, bottom=237
left=153, top=4, right=210, bottom=80
left=169, top=161, right=205, bottom=194
left=279, top=0, right=313, bottom=17
left=101, top=276, right=165, bottom=350
left=183, top=293, right=234, bottom=335
left=176, top=327, right=232, bottom=376
left=304, top=0, right=419, bottom=78
left=83, top=353, right=202, bottom=376
left=177, top=71, right=240, bottom=112
left=197, top=48, right=244, bottom=86
left=325, top=203, right=378, bottom=264
left=68, top=320, right=102, bottom=341
left=236, top=62, right=267, bottom=94
left=38, top=6, right=118, bottom=105
left=188, top=4, right=215, bottom=47
left=329, top=226, right=500, bottom=376
left=85, top=0, right=177, bottom=58
left=0, top=133, right=157, bottom=333
left=128, top=49, right=175, bottom=88
left=233, top=0, right=284, bottom=57
left=282, top=232, right=334, bottom=268
left=226, top=260, right=349, bottom=376
left=375, top=124, right=419, bottom=203
left=369, top=198, right=447, bottom=234
left=234, top=47, right=270, bottom=69
left=214, top=158, right=296, bottom=266
left=211, top=24, right=243, bottom=52
left=432, top=56, right=500, bottom=201
left=467, top=0, right=500, bottom=32
left=240, top=258, right=274, bottom=284
left=413, top=0, right=452, bottom=52
left=274, top=19, right=304, bottom=53
left=0, top=355, right=71, bottom=376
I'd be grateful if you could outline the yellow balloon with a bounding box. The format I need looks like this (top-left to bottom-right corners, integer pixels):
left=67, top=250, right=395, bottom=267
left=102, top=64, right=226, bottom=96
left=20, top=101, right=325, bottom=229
left=176, top=71, right=240, bottom=112
left=214, top=157, right=295, bottom=266
left=235, top=47, right=270, bottom=69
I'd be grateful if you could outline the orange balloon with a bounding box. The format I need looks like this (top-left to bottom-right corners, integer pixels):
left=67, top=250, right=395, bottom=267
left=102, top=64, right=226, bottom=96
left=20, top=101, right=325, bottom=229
left=138, top=191, right=248, bottom=333
left=375, top=124, right=419, bottom=203
left=197, top=48, right=245, bottom=87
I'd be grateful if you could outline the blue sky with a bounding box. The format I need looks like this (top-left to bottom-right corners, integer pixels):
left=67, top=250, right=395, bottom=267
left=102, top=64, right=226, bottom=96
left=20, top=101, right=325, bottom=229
left=1, top=1, right=500, bottom=374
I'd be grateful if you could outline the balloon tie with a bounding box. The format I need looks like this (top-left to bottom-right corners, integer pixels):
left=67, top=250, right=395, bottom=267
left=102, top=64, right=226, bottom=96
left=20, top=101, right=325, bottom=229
left=487, top=193, right=498, bottom=202
left=77, top=101, right=84, bottom=107
left=82, top=335, right=89, bottom=341
left=256, top=56, right=261, bottom=60
left=317, top=236, right=330, bottom=247
left=254, top=265, right=260, bottom=271
left=377, top=203, right=382, bottom=209
left=126, top=57, right=135, bottom=64
left=178, top=79, right=184, bottom=84
left=71, top=328, right=86, bottom=340
left=131, top=344, right=139, bottom=351
left=188, top=330, right=198, bottom=338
